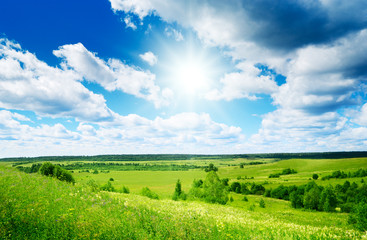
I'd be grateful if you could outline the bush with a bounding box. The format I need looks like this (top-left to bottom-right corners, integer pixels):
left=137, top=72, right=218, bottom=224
left=141, top=187, right=159, bottom=199
left=312, top=174, right=319, bottom=180
left=172, top=179, right=186, bottom=201
left=109, top=178, right=114, bottom=181
left=189, top=171, right=228, bottom=205
left=242, top=196, right=248, bottom=202
left=259, top=198, right=266, bottom=208
left=121, top=185, right=130, bottom=194
left=204, top=163, right=218, bottom=172
left=39, top=162, right=75, bottom=184
left=349, top=202, right=367, bottom=231
left=100, top=181, right=115, bottom=192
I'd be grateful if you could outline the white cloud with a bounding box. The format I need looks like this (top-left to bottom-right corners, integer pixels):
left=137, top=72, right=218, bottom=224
left=54, top=43, right=172, bottom=108
left=0, top=38, right=114, bottom=122
left=139, top=51, right=158, bottom=66
left=0, top=110, right=245, bottom=157
left=206, top=62, right=279, bottom=101
left=124, top=16, right=137, bottom=30
left=351, top=103, right=367, bottom=126
left=164, top=27, right=183, bottom=41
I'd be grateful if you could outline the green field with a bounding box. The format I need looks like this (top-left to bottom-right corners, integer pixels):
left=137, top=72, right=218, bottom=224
left=1, top=155, right=367, bottom=239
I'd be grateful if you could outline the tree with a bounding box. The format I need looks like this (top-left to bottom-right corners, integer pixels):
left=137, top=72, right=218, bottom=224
left=349, top=202, right=367, bottom=231
left=172, top=179, right=186, bottom=200
left=204, top=163, right=218, bottom=172
left=312, top=174, right=319, bottom=180
left=303, top=186, right=321, bottom=210
left=189, top=171, right=228, bottom=204
left=39, top=162, right=75, bottom=184
left=319, top=185, right=337, bottom=212
left=100, top=181, right=115, bottom=192
left=230, top=182, right=241, bottom=193
left=39, top=162, right=55, bottom=176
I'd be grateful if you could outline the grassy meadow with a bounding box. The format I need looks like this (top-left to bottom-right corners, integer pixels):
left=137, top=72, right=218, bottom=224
left=1, top=155, right=367, bottom=239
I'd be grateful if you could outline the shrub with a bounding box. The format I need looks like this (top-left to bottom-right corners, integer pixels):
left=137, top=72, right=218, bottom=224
left=242, top=196, right=248, bottom=202
left=172, top=179, right=186, bottom=201
left=204, top=163, right=218, bottom=172
left=100, top=181, right=115, bottom=192
left=121, top=185, right=130, bottom=194
left=189, top=171, right=228, bottom=204
left=259, top=198, right=266, bottom=208
left=39, top=162, right=75, bottom=184
left=109, top=178, right=114, bottom=181
left=312, top=174, right=319, bottom=180
left=349, top=202, right=367, bottom=231
left=141, top=187, right=159, bottom=199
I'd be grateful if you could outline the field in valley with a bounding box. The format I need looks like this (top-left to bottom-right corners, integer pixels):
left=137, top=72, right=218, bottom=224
left=1, top=153, right=367, bottom=239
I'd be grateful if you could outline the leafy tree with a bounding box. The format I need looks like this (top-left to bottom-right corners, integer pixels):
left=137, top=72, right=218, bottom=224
left=230, top=182, right=241, bottom=193
left=349, top=202, right=367, bottom=231
left=39, top=162, right=75, bottom=184
left=312, top=174, right=319, bottom=180
left=204, top=163, right=218, bottom=172
left=303, top=186, right=321, bottom=210
left=109, top=178, right=114, bottom=181
left=100, top=181, right=115, bottom=192
left=39, top=162, right=55, bottom=176
left=202, top=171, right=228, bottom=204
left=172, top=179, right=186, bottom=200
left=319, top=185, right=337, bottom=212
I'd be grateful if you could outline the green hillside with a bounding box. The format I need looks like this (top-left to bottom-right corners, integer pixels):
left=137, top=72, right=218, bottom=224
left=1, top=165, right=366, bottom=239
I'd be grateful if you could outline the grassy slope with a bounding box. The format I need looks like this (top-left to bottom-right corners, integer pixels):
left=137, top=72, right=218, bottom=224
left=67, top=157, right=367, bottom=198
left=1, top=166, right=365, bottom=240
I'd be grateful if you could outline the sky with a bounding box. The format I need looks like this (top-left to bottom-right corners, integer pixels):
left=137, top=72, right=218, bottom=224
left=0, top=0, right=367, bottom=157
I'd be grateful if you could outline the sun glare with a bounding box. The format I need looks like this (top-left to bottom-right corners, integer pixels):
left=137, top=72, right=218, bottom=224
left=174, top=57, right=210, bottom=94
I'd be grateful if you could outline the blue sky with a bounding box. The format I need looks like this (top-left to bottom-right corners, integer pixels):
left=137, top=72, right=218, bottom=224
left=0, top=0, right=367, bottom=157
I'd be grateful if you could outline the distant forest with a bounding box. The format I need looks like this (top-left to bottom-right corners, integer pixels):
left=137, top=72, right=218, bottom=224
left=1, top=151, right=367, bottom=162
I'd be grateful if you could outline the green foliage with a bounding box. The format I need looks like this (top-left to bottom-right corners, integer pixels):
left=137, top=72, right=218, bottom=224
left=269, top=168, right=297, bottom=178
left=349, top=202, right=367, bottom=231
left=121, top=185, right=130, bottom=194
left=312, top=173, right=319, bottom=180
left=93, top=169, right=99, bottom=174
left=189, top=171, right=228, bottom=205
left=322, top=169, right=367, bottom=180
left=172, top=179, right=186, bottom=201
left=39, top=162, right=75, bottom=184
left=16, top=163, right=42, bottom=173
left=109, top=177, right=114, bottom=181
left=204, top=163, right=218, bottom=172
left=0, top=166, right=365, bottom=239
left=86, top=179, right=100, bottom=192
left=259, top=198, right=266, bottom=208
left=141, top=187, right=159, bottom=199
left=319, top=185, right=337, bottom=212
left=242, top=196, right=248, bottom=201
left=303, top=186, right=321, bottom=210
left=100, top=181, right=116, bottom=192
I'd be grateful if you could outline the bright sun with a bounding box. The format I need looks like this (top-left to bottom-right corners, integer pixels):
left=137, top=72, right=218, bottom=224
left=174, top=57, right=210, bottom=94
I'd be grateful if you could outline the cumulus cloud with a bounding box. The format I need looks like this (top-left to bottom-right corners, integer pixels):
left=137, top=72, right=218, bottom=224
left=0, top=110, right=245, bottom=157
left=206, top=62, right=279, bottom=101
left=139, top=51, right=158, bottom=66
left=54, top=43, right=172, bottom=108
left=0, top=38, right=114, bottom=122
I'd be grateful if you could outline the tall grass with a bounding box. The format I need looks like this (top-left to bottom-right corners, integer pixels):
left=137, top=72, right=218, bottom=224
left=0, top=166, right=365, bottom=239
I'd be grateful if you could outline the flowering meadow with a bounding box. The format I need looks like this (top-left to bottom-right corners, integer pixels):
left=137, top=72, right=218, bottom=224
left=1, top=166, right=366, bottom=239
